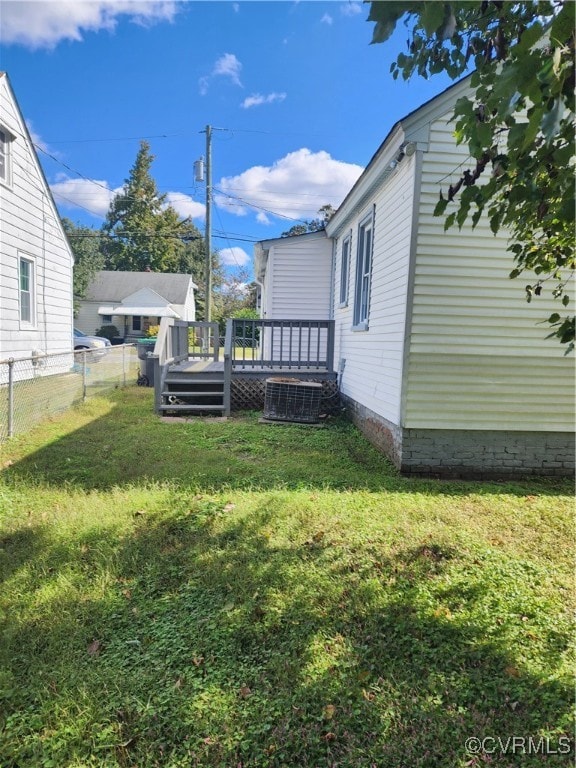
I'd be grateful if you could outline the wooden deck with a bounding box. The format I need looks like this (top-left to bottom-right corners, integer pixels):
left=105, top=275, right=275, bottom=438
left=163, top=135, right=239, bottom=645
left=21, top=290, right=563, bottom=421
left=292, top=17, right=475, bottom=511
left=154, top=319, right=337, bottom=416
left=172, top=358, right=336, bottom=378
left=171, top=359, right=224, bottom=374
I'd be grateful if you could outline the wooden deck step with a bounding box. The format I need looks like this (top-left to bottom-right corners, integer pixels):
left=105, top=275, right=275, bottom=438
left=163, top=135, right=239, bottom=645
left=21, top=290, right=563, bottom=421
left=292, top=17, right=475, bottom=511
left=161, top=390, right=223, bottom=397
left=164, top=375, right=224, bottom=384
left=161, top=361, right=226, bottom=416
left=159, top=403, right=226, bottom=412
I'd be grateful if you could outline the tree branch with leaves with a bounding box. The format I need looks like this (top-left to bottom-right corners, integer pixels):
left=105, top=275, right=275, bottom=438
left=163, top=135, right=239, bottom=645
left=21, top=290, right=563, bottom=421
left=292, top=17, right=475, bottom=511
left=369, top=0, right=575, bottom=350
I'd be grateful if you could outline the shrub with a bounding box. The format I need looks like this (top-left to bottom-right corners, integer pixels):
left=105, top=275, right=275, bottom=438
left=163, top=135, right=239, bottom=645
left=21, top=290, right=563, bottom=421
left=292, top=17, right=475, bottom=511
left=95, top=324, right=120, bottom=340
left=146, top=324, right=160, bottom=338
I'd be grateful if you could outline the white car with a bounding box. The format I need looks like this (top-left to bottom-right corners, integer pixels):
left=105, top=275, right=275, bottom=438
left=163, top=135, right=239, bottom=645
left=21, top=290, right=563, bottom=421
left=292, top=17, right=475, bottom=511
left=74, top=329, right=111, bottom=360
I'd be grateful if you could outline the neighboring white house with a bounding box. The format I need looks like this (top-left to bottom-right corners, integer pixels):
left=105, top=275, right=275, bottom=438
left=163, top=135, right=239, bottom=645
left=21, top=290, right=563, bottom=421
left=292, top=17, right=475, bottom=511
left=255, top=77, right=574, bottom=477
left=76, top=270, right=196, bottom=341
left=0, top=72, right=74, bottom=362
left=254, top=230, right=333, bottom=362
left=255, top=230, right=333, bottom=321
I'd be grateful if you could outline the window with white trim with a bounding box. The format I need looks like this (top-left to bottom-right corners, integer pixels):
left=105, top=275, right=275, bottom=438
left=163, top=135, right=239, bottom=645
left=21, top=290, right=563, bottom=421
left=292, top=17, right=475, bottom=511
left=19, top=256, right=35, bottom=325
left=339, top=233, right=351, bottom=307
left=353, top=209, right=374, bottom=329
left=0, top=128, right=13, bottom=186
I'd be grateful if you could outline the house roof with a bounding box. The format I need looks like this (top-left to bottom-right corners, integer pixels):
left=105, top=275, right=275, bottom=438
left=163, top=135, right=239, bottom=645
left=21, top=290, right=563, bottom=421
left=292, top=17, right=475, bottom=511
left=85, top=271, right=196, bottom=304
left=326, top=74, right=473, bottom=238
left=97, top=286, right=180, bottom=317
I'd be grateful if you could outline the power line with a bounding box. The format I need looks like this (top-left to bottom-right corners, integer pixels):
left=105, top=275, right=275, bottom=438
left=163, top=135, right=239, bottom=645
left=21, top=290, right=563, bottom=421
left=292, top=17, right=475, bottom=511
left=213, top=186, right=309, bottom=224
left=40, top=133, right=186, bottom=144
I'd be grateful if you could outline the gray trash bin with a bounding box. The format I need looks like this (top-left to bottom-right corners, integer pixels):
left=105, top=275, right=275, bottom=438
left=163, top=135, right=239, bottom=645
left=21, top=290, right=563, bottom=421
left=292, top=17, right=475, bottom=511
left=136, top=339, right=157, bottom=387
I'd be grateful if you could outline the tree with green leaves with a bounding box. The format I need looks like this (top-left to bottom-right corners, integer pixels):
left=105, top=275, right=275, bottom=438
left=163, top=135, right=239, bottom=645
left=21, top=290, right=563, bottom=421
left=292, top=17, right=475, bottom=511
left=62, top=218, right=105, bottom=315
left=101, top=141, right=195, bottom=274
left=212, top=273, right=258, bottom=337
left=281, top=204, right=336, bottom=237
left=368, top=0, right=575, bottom=350
left=99, top=140, right=224, bottom=317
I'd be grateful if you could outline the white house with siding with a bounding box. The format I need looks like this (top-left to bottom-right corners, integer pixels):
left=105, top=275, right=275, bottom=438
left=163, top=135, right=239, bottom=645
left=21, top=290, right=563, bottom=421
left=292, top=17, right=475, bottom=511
left=76, top=270, right=196, bottom=341
left=254, top=231, right=332, bottom=362
left=255, top=77, right=574, bottom=477
left=0, top=72, right=74, bottom=362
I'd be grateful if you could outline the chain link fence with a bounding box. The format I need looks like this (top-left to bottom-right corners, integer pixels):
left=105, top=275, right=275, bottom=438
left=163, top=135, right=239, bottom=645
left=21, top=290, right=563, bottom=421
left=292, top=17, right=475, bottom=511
left=0, top=345, right=139, bottom=442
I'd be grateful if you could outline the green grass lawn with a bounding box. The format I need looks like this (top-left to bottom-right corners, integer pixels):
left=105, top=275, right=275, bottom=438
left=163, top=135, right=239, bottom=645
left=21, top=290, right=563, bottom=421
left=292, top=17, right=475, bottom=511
left=0, top=388, right=573, bottom=768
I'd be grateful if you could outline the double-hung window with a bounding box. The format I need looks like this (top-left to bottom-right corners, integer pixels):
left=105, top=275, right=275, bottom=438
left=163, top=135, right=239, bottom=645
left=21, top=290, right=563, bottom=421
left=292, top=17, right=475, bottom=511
left=353, top=209, right=374, bottom=329
left=19, top=255, right=35, bottom=325
left=339, top=233, right=351, bottom=307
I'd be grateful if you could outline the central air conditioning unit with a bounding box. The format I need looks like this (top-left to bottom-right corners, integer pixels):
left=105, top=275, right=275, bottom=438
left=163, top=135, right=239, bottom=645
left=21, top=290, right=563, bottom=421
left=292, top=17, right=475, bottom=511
left=264, top=378, right=322, bottom=424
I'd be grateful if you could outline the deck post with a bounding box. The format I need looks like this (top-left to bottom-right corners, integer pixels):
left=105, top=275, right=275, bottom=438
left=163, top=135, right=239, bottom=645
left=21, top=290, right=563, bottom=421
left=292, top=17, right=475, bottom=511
left=326, top=320, right=335, bottom=372
left=212, top=323, right=220, bottom=362
left=223, top=318, right=233, bottom=416
left=153, top=356, right=162, bottom=412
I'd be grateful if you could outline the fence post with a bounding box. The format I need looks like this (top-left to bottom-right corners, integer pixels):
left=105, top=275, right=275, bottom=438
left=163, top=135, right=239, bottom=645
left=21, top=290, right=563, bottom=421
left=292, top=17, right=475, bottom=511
left=82, top=351, right=87, bottom=401
left=7, top=358, right=14, bottom=438
left=122, top=344, right=126, bottom=387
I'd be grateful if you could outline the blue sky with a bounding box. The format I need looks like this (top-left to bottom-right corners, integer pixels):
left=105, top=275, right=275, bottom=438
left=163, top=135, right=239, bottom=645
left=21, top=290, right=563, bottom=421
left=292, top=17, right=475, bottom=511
left=0, top=1, right=454, bottom=279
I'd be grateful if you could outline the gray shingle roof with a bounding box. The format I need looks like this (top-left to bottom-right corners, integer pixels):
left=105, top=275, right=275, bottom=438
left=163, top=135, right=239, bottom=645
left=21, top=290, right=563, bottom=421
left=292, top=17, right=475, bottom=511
left=85, top=271, right=195, bottom=304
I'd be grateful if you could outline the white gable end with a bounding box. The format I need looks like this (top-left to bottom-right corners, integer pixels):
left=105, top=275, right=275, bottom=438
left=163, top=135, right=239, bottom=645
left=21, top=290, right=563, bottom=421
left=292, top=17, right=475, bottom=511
left=121, top=287, right=171, bottom=307
left=0, top=73, right=74, bottom=361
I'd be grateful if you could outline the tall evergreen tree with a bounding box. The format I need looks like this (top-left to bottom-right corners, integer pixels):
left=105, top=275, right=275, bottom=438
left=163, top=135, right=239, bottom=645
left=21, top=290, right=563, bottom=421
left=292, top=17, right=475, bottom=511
left=101, top=141, right=190, bottom=273
left=99, top=140, right=225, bottom=319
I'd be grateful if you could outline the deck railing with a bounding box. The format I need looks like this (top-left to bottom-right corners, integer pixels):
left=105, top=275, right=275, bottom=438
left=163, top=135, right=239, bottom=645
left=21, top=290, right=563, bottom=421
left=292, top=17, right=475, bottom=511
left=155, top=319, right=220, bottom=367
left=225, top=319, right=335, bottom=371
left=153, top=318, right=220, bottom=410
left=153, top=317, right=335, bottom=416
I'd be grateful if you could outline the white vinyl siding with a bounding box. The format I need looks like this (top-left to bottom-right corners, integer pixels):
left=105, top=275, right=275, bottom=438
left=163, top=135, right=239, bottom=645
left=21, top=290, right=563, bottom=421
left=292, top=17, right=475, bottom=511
left=404, top=105, right=574, bottom=432
left=332, top=154, right=415, bottom=426
left=0, top=74, right=74, bottom=360
left=263, top=233, right=332, bottom=320
left=257, top=232, right=333, bottom=363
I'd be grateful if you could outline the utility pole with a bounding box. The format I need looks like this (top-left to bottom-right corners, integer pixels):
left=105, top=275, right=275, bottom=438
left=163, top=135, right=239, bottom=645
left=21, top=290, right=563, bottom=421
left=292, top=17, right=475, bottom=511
left=204, top=124, right=213, bottom=322
left=197, top=126, right=227, bottom=323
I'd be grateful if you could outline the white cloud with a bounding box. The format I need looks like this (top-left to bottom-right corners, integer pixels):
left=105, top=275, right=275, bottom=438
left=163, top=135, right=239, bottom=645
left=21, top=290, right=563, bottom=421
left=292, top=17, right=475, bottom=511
left=241, top=92, right=286, bottom=109
left=50, top=177, right=205, bottom=222
left=165, top=192, right=205, bottom=221
left=198, top=76, right=210, bottom=97
left=0, top=1, right=178, bottom=49
left=213, top=53, right=242, bottom=86
left=216, top=148, right=363, bottom=223
left=50, top=176, right=119, bottom=217
left=321, top=13, right=333, bottom=25
left=340, top=2, right=363, bottom=17
left=218, top=247, right=251, bottom=267
left=200, top=52, right=243, bottom=94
